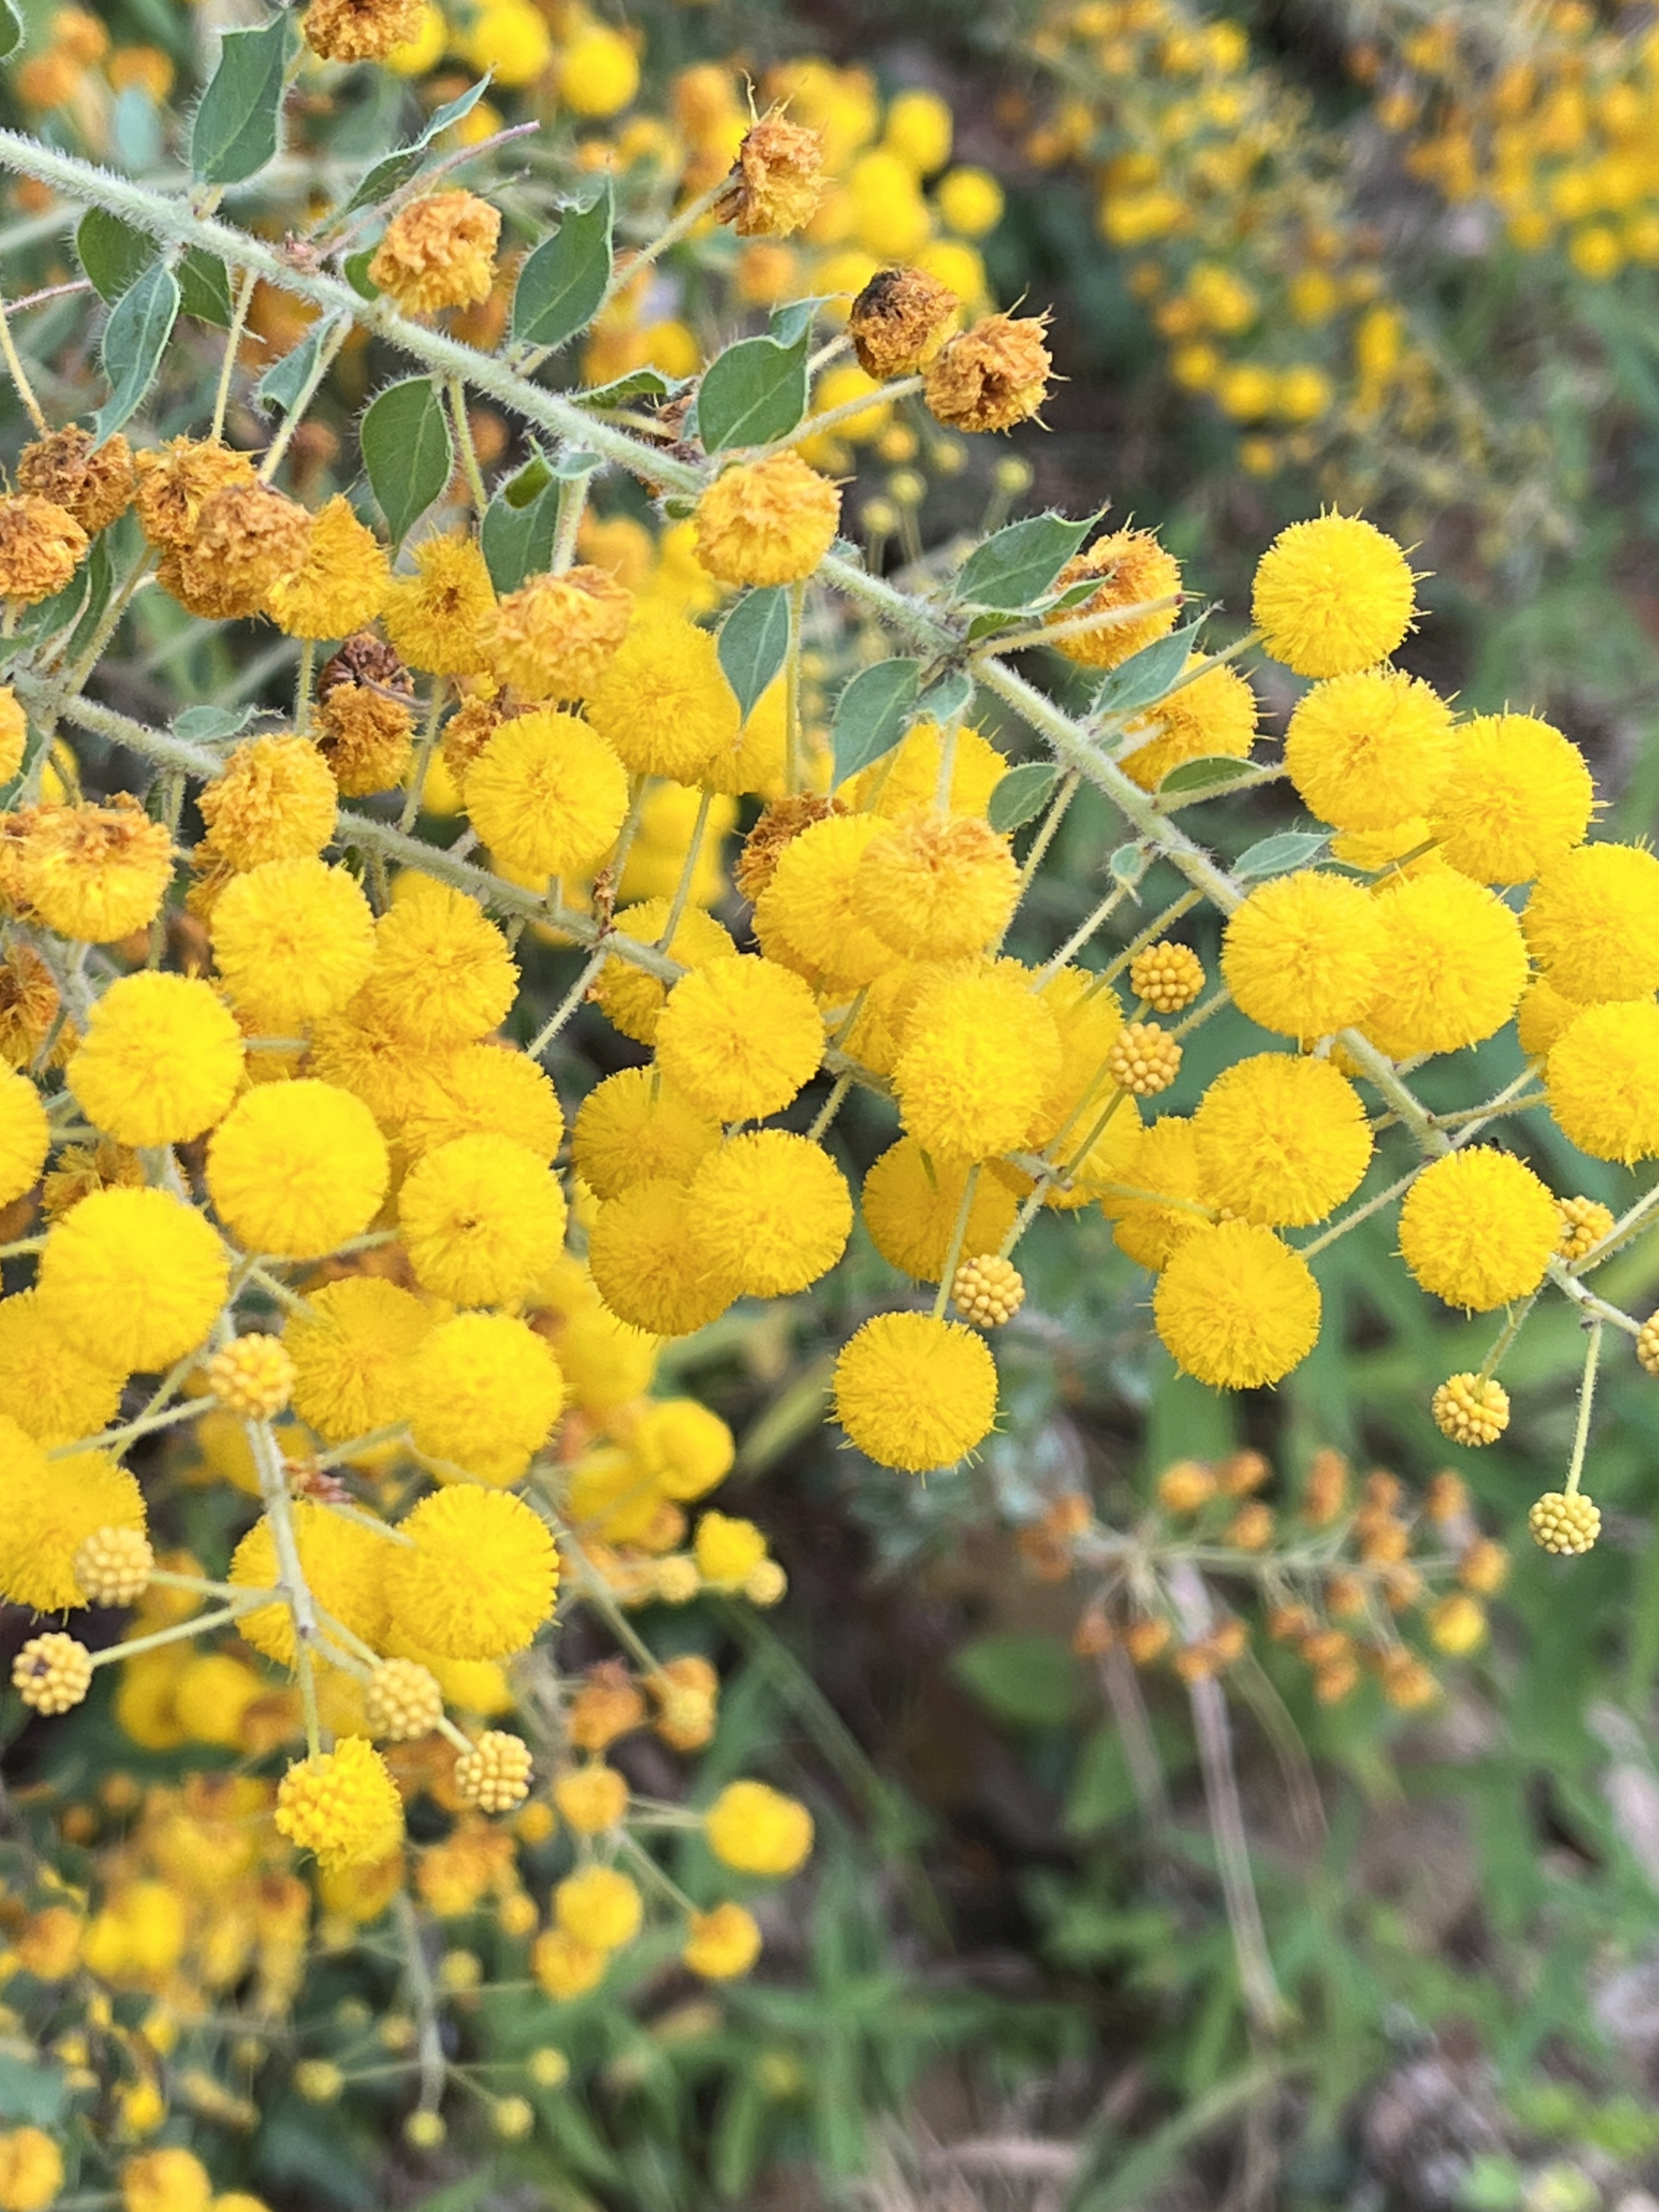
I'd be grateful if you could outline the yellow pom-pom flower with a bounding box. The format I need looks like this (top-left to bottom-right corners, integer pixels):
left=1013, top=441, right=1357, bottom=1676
left=0, top=1290, right=124, bottom=1445
left=0, top=1421, right=144, bottom=1611
left=209, top=857, right=377, bottom=1033
left=0, top=1066, right=48, bottom=1207
left=37, top=1186, right=230, bottom=1372
left=15, top=799, right=173, bottom=943
left=1361, top=872, right=1529, bottom=1059
left=586, top=614, right=741, bottom=781
left=861, top=1137, right=1020, bottom=1281
left=1220, top=870, right=1385, bottom=1042
left=67, top=971, right=243, bottom=1148
left=753, top=812, right=901, bottom=993
left=558, top=21, right=639, bottom=115
left=398, top=1132, right=567, bottom=1306
left=856, top=809, right=1020, bottom=959
left=368, top=189, right=499, bottom=316
left=405, top=1310, right=564, bottom=1483
left=206, top=1079, right=389, bottom=1257
left=120, top=2148, right=212, bottom=2212
left=590, top=900, right=735, bottom=1048
left=695, top=1510, right=769, bottom=1587
left=1252, top=513, right=1417, bottom=678
left=1152, top=1219, right=1320, bottom=1387
left=354, top=876, right=518, bottom=1052
left=464, top=708, right=629, bottom=880
left=266, top=494, right=389, bottom=639
left=683, top=1903, right=762, bottom=1980
left=554, top=1865, right=642, bottom=1951
left=848, top=720, right=1007, bottom=819
left=492, top=566, right=633, bottom=701
left=231, top=1499, right=389, bottom=1668
left=286, top=1275, right=433, bottom=1444
left=383, top=533, right=497, bottom=677
left=1523, top=842, right=1659, bottom=1004
left=275, top=1737, right=405, bottom=1871
left=385, top=1483, right=557, bottom=1659
left=1398, top=1147, right=1562, bottom=1311
left=1546, top=1000, right=1659, bottom=1164
left=1282, top=667, right=1456, bottom=831
left=571, top=1066, right=721, bottom=1200
left=688, top=1130, right=852, bottom=1296
left=1192, top=1053, right=1371, bottom=1226
left=1430, top=713, right=1595, bottom=885
left=587, top=1177, right=738, bottom=1337
left=0, top=2127, right=64, bottom=2212
left=654, top=955, right=824, bottom=1123
left=198, top=734, right=338, bottom=871
left=893, top=965, right=1062, bottom=1162
left=532, top=1929, right=606, bottom=2001
left=399, top=1042, right=563, bottom=1163
left=1119, top=657, right=1257, bottom=794
left=833, top=1309, right=998, bottom=1471
left=704, top=1779, right=814, bottom=1876
left=693, top=453, right=841, bottom=587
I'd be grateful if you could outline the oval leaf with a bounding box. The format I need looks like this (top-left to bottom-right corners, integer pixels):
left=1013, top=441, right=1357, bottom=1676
left=255, top=314, right=346, bottom=413
left=1110, top=842, right=1149, bottom=889
left=511, top=179, right=614, bottom=353
left=697, top=328, right=810, bottom=454
left=361, top=377, right=454, bottom=545
left=718, top=589, right=791, bottom=723
left=1155, top=753, right=1260, bottom=800
left=0, top=0, right=23, bottom=62
left=95, top=261, right=180, bottom=443
left=917, top=666, right=974, bottom=727
left=952, top=1633, right=1082, bottom=1726
left=481, top=472, right=559, bottom=594
left=338, top=76, right=492, bottom=220
left=954, top=509, right=1103, bottom=613
left=1233, top=829, right=1330, bottom=881
left=191, top=10, right=293, bottom=187
left=988, top=761, right=1061, bottom=833
left=77, top=208, right=151, bottom=304
left=1092, top=616, right=1208, bottom=723
left=179, top=249, right=233, bottom=328
left=831, top=659, right=922, bottom=787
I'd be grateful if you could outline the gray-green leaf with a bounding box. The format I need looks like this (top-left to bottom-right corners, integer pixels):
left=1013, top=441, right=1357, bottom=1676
left=338, top=76, right=492, bottom=219
left=830, top=658, right=922, bottom=786
left=0, top=0, right=23, bottom=63
left=255, top=315, right=346, bottom=413
left=696, top=325, right=810, bottom=454
left=191, top=10, right=293, bottom=187
left=176, top=704, right=255, bottom=742
left=1156, top=753, right=1260, bottom=800
left=510, top=178, right=614, bottom=353
left=96, top=261, right=180, bottom=443
left=954, top=509, right=1103, bottom=613
left=718, top=588, right=791, bottom=723
left=1232, top=829, right=1329, bottom=881
left=481, top=466, right=560, bottom=593
left=1091, top=616, right=1206, bottom=723
left=179, top=249, right=233, bottom=328
left=988, top=760, right=1061, bottom=832
left=360, top=378, right=454, bottom=545
left=77, top=208, right=151, bottom=304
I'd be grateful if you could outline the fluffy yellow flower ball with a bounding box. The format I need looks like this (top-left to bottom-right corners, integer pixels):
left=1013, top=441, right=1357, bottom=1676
left=1252, top=514, right=1417, bottom=679
left=353, top=875, right=518, bottom=1051
left=266, top=494, right=390, bottom=638
left=1119, top=657, right=1257, bottom=793
left=286, top=1275, right=432, bottom=1443
left=683, top=1902, right=762, bottom=1980
left=587, top=1177, right=738, bottom=1336
left=0, top=2125, right=63, bottom=2212
left=1523, top=842, right=1659, bottom=1004
left=1516, top=974, right=1584, bottom=1060
left=1152, top=1219, right=1321, bottom=1387
left=37, top=1186, right=230, bottom=1372
left=67, top=971, right=243, bottom=1147
left=856, top=808, right=1020, bottom=959
left=1192, top=1053, right=1371, bottom=1227
left=558, top=21, right=639, bottom=115
left=0, top=1423, right=144, bottom=1611
left=464, top=709, right=630, bottom=880
left=398, top=1131, right=567, bottom=1306
left=585, top=614, right=740, bottom=781
left=693, top=453, right=841, bottom=587
left=860, top=1137, right=1020, bottom=1281
left=119, top=2147, right=212, bottom=2212
left=694, top=1508, right=768, bottom=1586
left=1282, top=666, right=1456, bottom=831
left=1220, top=870, right=1384, bottom=1043
left=1100, top=1115, right=1210, bottom=1268
left=555, top=1865, right=642, bottom=1951
left=383, top=533, right=497, bottom=677
left=198, top=734, right=338, bottom=870
left=0, top=1066, right=48, bottom=1208
left=704, top=1779, right=814, bottom=1876
left=209, top=856, right=377, bottom=1032
left=16, top=799, right=173, bottom=943
left=688, top=1130, right=852, bottom=1296
left=405, top=1310, right=565, bottom=1483
left=570, top=1066, right=721, bottom=1199
left=385, top=1483, right=557, bottom=1659
left=894, top=964, right=1062, bottom=1162
left=0, top=1289, right=124, bottom=1445
left=532, top=1928, right=606, bottom=2001
left=1546, top=1001, right=1659, bottom=1164
left=1398, top=1148, right=1562, bottom=1311
left=231, top=1499, right=390, bottom=1668
left=833, top=1309, right=998, bottom=1471
left=399, top=1041, right=563, bottom=1162
left=1361, top=872, right=1529, bottom=1059
left=275, top=1737, right=405, bottom=1871
left=206, top=1078, right=389, bottom=1257
left=654, top=955, right=824, bottom=1122
left=368, top=189, right=499, bottom=316
left=590, top=900, right=735, bottom=1047
left=629, top=1396, right=735, bottom=1501
left=754, top=812, right=901, bottom=993
left=847, top=720, right=1007, bottom=819
left=1430, top=713, right=1595, bottom=885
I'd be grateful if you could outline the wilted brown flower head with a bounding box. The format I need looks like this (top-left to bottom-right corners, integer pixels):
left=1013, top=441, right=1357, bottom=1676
left=849, top=266, right=960, bottom=379
left=923, top=312, right=1053, bottom=433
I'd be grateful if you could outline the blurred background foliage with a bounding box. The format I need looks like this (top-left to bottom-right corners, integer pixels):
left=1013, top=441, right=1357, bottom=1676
left=7, top=0, right=1659, bottom=2206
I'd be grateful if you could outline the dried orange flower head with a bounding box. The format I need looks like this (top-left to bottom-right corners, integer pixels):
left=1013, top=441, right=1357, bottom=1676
left=303, top=0, right=421, bottom=62
left=849, top=266, right=961, bottom=378
left=735, top=793, right=844, bottom=902
left=924, top=312, right=1053, bottom=433
left=718, top=110, right=827, bottom=238
left=174, top=481, right=312, bottom=621
left=18, top=424, right=136, bottom=536
left=370, top=190, right=502, bottom=316
left=0, top=493, right=88, bottom=606
left=134, top=435, right=257, bottom=549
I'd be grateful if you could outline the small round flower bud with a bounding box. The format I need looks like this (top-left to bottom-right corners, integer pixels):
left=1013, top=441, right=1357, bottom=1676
left=1105, top=1020, right=1183, bottom=1098
left=1637, top=1312, right=1659, bottom=1378
left=1427, top=1593, right=1487, bottom=1655
left=72, top=1524, right=154, bottom=1606
left=440, top=1949, right=482, bottom=1992
left=365, top=1658, right=445, bottom=1742
left=849, top=266, right=960, bottom=379
left=12, top=1632, right=93, bottom=1713
left=454, top=1731, right=533, bottom=1813
left=1379, top=1649, right=1439, bottom=1710
left=1529, top=1490, right=1600, bottom=1555
left=652, top=1557, right=701, bottom=1605
left=1424, top=1471, right=1468, bottom=1522
left=527, top=2047, right=570, bottom=2090
left=950, top=1252, right=1026, bottom=1328
left=1459, top=1536, right=1510, bottom=1595
left=1156, top=1458, right=1216, bottom=1513
left=1129, top=940, right=1205, bottom=1014
left=405, top=2110, right=445, bottom=2149
left=205, top=1333, right=296, bottom=1420
left=1557, top=1195, right=1615, bottom=1264
left=1314, top=1657, right=1361, bottom=1703
left=1432, top=1372, right=1510, bottom=1448
left=492, top=2095, right=535, bottom=2140
left=744, top=1558, right=788, bottom=1606
left=1224, top=1502, right=1274, bottom=1551
left=295, top=2060, right=343, bottom=2102
left=1123, top=1617, right=1170, bottom=1665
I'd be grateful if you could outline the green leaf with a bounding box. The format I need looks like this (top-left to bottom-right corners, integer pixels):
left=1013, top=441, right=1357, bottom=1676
left=917, top=666, right=974, bottom=726
left=1092, top=615, right=1207, bottom=722
left=583, top=365, right=693, bottom=409
left=255, top=314, right=346, bottom=413
left=360, top=377, right=454, bottom=545
left=697, top=325, right=811, bottom=454
left=338, top=76, right=493, bottom=218
left=191, top=10, right=293, bottom=187
left=0, top=2053, right=67, bottom=2125
left=0, top=0, right=23, bottom=63
left=77, top=208, right=152, bottom=304
left=1233, top=828, right=1329, bottom=881
left=718, top=588, right=790, bottom=723
left=510, top=178, right=614, bottom=352
left=951, top=1633, right=1081, bottom=1726
left=96, top=260, right=179, bottom=443
left=830, top=658, right=921, bottom=786
left=176, top=704, right=254, bottom=742
left=178, top=248, right=233, bottom=328
left=343, top=249, right=380, bottom=301
left=481, top=470, right=559, bottom=593
left=1155, top=751, right=1260, bottom=800
left=988, top=760, right=1061, bottom=832
left=1109, top=842, right=1148, bottom=889
left=953, top=508, right=1103, bottom=612
left=549, top=447, right=602, bottom=479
